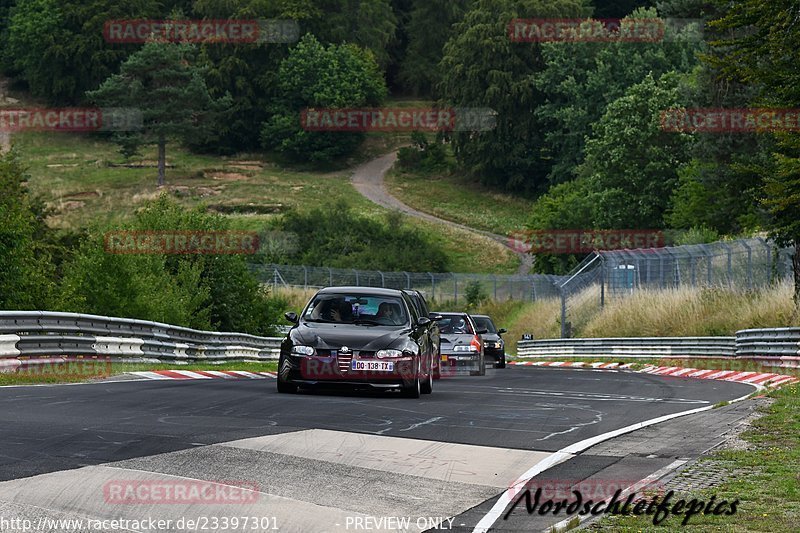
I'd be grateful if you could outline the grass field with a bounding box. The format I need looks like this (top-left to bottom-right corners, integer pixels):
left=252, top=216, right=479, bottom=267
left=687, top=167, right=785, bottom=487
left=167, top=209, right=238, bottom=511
left=386, top=165, right=533, bottom=235
left=11, top=129, right=518, bottom=274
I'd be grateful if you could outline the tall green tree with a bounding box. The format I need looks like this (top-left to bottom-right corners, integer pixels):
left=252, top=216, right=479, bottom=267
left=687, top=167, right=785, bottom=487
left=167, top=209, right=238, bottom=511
left=261, top=34, right=387, bottom=163
left=534, top=7, right=699, bottom=184
left=579, top=73, right=693, bottom=228
left=87, top=40, right=232, bottom=186
left=708, top=0, right=800, bottom=305
left=400, top=0, right=470, bottom=96
left=2, top=0, right=159, bottom=103
left=0, top=152, right=55, bottom=309
left=438, top=0, right=592, bottom=193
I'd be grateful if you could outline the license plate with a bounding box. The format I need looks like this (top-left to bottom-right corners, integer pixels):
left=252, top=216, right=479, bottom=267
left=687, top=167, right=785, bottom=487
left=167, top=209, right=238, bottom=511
left=351, top=360, right=394, bottom=371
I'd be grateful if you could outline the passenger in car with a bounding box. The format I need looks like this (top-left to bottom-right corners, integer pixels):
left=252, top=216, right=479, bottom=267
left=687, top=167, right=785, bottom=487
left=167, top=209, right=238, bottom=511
left=376, top=302, right=402, bottom=325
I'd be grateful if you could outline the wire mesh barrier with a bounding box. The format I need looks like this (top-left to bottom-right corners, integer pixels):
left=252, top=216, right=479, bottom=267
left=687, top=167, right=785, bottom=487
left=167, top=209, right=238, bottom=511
left=248, top=264, right=566, bottom=303
left=250, top=238, right=795, bottom=337
left=557, top=238, right=795, bottom=338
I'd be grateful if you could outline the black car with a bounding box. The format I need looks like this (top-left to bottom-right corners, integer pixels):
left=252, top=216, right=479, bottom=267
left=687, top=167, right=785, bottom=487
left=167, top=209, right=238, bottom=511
left=402, top=290, right=441, bottom=379
left=434, top=312, right=487, bottom=376
left=471, top=314, right=507, bottom=368
left=278, top=287, right=438, bottom=398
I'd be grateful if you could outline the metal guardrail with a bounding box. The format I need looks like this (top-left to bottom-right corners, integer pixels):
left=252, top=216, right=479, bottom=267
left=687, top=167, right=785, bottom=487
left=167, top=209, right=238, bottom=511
left=736, top=328, right=800, bottom=359
left=516, top=337, right=737, bottom=358
left=518, top=329, right=800, bottom=366
left=0, top=311, right=284, bottom=364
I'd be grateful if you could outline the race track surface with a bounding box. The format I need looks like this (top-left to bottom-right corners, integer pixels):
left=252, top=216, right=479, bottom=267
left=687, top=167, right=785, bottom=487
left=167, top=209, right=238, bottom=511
left=0, top=366, right=754, bottom=532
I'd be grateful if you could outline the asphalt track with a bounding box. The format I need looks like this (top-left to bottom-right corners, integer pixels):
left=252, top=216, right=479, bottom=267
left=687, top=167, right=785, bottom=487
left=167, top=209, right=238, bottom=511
left=0, top=366, right=755, bottom=532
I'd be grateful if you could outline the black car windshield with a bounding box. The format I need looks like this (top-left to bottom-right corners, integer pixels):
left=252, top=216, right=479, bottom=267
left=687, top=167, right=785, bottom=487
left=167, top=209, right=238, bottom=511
left=472, top=317, right=496, bottom=334
left=303, top=293, right=409, bottom=326
left=435, top=315, right=474, bottom=335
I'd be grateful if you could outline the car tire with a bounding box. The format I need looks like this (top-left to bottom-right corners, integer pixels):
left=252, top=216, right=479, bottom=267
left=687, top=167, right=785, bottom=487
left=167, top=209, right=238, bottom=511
left=277, top=378, right=298, bottom=394
left=497, top=353, right=506, bottom=369
left=421, top=355, right=433, bottom=394
left=402, top=361, right=422, bottom=398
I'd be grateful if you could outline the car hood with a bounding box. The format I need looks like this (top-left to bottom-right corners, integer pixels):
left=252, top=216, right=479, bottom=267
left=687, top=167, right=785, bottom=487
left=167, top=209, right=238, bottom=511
left=440, top=333, right=477, bottom=350
left=291, top=322, right=409, bottom=351
left=482, top=333, right=502, bottom=342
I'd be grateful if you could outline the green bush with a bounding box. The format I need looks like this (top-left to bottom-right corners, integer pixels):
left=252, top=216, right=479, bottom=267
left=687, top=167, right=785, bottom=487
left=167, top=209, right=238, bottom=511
left=59, top=195, right=285, bottom=336
left=277, top=202, right=449, bottom=272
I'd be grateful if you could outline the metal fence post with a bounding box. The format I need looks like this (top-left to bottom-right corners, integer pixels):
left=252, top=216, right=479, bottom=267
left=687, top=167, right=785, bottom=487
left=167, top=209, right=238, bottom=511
left=303, top=266, right=308, bottom=289
left=560, top=289, right=567, bottom=338
left=430, top=273, right=435, bottom=301
left=493, top=275, right=498, bottom=299
left=328, top=268, right=333, bottom=287
left=454, top=274, right=458, bottom=303
left=404, top=272, right=411, bottom=290
left=353, top=269, right=359, bottom=286
left=379, top=271, right=385, bottom=287
left=742, top=240, right=753, bottom=290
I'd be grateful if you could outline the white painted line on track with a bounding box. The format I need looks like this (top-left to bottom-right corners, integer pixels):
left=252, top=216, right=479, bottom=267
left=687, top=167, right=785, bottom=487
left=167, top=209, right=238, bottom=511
left=547, top=459, right=688, bottom=532
left=471, top=384, right=760, bottom=533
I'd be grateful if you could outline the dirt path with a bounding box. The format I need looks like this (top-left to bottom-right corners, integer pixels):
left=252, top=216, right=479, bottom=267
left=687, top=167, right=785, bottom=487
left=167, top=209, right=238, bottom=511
left=350, top=151, right=533, bottom=275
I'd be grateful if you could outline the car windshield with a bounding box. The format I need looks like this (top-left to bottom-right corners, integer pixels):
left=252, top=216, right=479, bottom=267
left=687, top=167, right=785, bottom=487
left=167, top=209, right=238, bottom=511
left=435, top=315, right=474, bottom=335
left=303, top=293, right=409, bottom=326
left=473, top=317, right=496, bottom=333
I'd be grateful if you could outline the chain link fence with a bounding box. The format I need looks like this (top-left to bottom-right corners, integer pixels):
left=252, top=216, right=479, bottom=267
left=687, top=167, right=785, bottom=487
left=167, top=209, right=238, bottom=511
left=250, top=237, right=795, bottom=337
left=249, top=264, right=565, bottom=304
left=558, top=237, right=795, bottom=337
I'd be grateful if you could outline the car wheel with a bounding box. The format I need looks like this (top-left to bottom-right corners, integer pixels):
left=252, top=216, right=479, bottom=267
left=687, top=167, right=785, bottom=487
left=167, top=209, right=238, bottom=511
left=402, top=361, right=422, bottom=398
left=421, top=355, right=433, bottom=394
left=497, top=352, right=506, bottom=369
left=277, top=377, right=298, bottom=394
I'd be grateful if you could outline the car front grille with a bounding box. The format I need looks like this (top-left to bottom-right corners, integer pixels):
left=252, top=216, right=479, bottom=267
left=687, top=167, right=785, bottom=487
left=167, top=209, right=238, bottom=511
left=337, top=353, right=352, bottom=373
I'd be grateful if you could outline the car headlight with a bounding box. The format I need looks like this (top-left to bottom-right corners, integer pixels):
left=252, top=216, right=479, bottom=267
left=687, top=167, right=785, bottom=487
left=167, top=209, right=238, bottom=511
left=291, top=345, right=315, bottom=356
left=376, top=349, right=403, bottom=359
left=484, top=341, right=503, bottom=349
left=453, top=345, right=479, bottom=352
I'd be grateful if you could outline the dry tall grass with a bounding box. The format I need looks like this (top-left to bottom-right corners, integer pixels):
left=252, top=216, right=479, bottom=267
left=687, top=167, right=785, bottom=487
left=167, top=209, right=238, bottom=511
left=581, top=281, right=798, bottom=337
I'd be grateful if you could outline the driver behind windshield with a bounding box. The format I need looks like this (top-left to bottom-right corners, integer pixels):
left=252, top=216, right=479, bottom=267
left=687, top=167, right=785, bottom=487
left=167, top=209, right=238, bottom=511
left=376, top=302, right=403, bottom=325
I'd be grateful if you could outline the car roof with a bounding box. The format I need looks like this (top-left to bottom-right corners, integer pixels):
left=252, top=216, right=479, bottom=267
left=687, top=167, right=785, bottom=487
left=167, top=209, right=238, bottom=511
left=316, top=286, right=406, bottom=297
left=472, top=315, right=493, bottom=320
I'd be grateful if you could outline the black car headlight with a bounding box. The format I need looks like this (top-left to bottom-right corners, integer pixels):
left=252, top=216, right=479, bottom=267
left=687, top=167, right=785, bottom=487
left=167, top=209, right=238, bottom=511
left=376, top=349, right=403, bottom=359
left=291, top=345, right=316, bottom=356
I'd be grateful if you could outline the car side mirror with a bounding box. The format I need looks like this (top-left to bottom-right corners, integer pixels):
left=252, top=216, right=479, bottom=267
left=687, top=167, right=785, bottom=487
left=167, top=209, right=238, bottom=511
left=429, top=313, right=443, bottom=321
left=284, top=312, right=299, bottom=324
left=498, top=328, right=507, bottom=335
left=476, top=328, right=489, bottom=335
left=417, top=316, right=431, bottom=327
